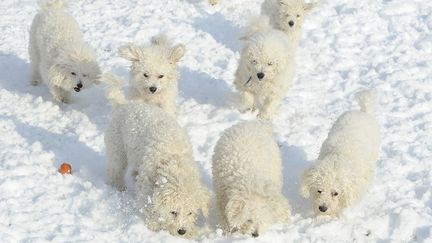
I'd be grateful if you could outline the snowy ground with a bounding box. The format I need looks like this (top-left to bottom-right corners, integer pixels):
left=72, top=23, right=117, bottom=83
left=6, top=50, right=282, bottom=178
left=1, top=0, right=431, bottom=242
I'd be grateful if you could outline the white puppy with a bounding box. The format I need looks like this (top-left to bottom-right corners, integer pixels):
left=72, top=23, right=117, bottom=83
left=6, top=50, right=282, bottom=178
left=118, top=35, right=185, bottom=116
left=29, top=0, right=100, bottom=103
left=261, top=0, right=317, bottom=47
left=300, top=91, right=381, bottom=216
left=212, top=121, right=291, bottom=237
left=104, top=80, right=210, bottom=237
left=234, top=17, right=295, bottom=120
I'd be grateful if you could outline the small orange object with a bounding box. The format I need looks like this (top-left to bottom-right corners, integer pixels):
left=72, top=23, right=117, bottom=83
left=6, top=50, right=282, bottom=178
left=58, top=163, right=72, bottom=174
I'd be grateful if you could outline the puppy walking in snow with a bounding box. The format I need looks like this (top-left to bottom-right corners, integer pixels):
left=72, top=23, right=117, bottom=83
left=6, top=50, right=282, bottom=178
left=212, top=121, right=291, bottom=237
left=103, top=75, right=210, bottom=238
left=300, top=91, right=381, bottom=216
left=261, top=0, right=317, bottom=47
left=118, top=34, right=185, bottom=116
left=29, top=0, right=100, bottom=103
left=234, top=17, right=295, bottom=120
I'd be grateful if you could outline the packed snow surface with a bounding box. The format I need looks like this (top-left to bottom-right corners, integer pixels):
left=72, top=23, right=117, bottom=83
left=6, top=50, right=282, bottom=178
left=0, top=0, right=431, bottom=242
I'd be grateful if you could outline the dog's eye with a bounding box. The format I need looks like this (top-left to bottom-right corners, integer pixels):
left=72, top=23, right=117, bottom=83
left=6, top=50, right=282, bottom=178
left=297, top=14, right=301, bottom=18
left=143, top=73, right=149, bottom=78
left=170, top=211, right=178, bottom=216
left=251, top=60, right=257, bottom=65
left=332, top=192, right=339, bottom=197
left=317, top=190, right=322, bottom=194
left=247, top=219, right=253, bottom=223
left=158, top=75, right=164, bottom=79
left=71, top=72, right=76, bottom=76
left=83, top=74, right=88, bottom=77
left=268, top=62, right=273, bottom=66
left=187, top=212, right=192, bottom=216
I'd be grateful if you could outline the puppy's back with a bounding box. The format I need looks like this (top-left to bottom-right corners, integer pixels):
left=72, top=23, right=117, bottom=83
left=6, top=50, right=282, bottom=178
left=212, top=121, right=283, bottom=192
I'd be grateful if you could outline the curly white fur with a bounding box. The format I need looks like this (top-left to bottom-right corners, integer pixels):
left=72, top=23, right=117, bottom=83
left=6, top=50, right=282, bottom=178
left=29, top=0, right=100, bottom=103
left=261, top=0, right=317, bottom=47
left=118, top=35, right=185, bottom=116
left=105, top=102, right=210, bottom=237
left=212, top=121, right=291, bottom=237
left=234, top=17, right=295, bottom=120
left=300, top=90, right=381, bottom=216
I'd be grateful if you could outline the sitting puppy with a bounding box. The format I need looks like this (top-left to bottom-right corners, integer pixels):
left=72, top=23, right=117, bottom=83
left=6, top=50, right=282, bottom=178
left=261, top=0, right=317, bottom=47
left=104, top=88, right=210, bottom=237
left=212, top=121, right=291, bottom=237
left=234, top=17, right=295, bottom=120
left=118, top=35, right=185, bottom=116
left=29, top=0, right=100, bottom=103
left=300, top=91, right=381, bottom=215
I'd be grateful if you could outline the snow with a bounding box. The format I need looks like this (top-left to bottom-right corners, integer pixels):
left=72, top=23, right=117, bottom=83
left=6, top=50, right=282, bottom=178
left=0, top=0, right=431, bottom=242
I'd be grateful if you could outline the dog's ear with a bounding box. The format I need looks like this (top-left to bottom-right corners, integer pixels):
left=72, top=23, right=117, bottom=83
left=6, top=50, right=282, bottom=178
left=48, top=64, right=67, bottom=87
left=168, top=44, right=186, bottom=63
left=300, top=165, right=318, bottom=198
left=118, top=44, right=142, bottom=62
left=225, top=195, right=247, bottom=225
left=303, top=1, right=318, bottom=14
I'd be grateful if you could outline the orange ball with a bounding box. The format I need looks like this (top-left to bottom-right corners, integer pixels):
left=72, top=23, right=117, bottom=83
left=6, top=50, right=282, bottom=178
left=58, top=163, right=72, bottom=174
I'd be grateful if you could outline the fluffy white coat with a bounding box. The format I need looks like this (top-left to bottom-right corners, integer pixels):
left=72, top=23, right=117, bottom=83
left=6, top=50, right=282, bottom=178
left=212, top=121, right=291, bottom=237
left=300, top=91, right=381, bottom=215
left=29, top=0, right=100, bottom=103
left=118, top=35, right=185, bottom=116
left=104, top=99, right=210, bottom=237
left=234, top=17, right=295, bottom=120
left=261, top=0, right=317, bottom=47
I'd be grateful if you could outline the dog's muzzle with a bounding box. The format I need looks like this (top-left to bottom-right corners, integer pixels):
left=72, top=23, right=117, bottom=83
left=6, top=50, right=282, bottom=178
left=74, top=81, right=83, bottom=92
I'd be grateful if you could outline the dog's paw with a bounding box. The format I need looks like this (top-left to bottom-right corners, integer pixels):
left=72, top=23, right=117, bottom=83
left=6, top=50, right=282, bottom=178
left=53, top=94, right=70, bottom=104
left=31, top=79, right=40, bottom=86
left=257, top=111, right=273, bottom=120
left=240, top=106, right=256, bottom=113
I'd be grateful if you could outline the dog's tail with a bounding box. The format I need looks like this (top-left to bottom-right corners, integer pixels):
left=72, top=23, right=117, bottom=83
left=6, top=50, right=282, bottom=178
left=241, top=16, right=271, bottom=40
left=98, top=73, right=127, bottom=106
left=151, top=34, right=170, bottom=46
left=356, top=90, right=376, bottom=114
left=38, top=0, right=69, bottom=10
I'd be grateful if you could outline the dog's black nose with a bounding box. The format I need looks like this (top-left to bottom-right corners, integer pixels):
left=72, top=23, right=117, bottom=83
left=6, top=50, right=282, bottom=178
left=77, top=83, right=83, bottom=88
left=289, top=21, right=295, bottom=27
left=319, top=205, right=328, bottom=212
left=149, top=87, right=157, bottom=93
left=177, top=229, right=186, bottom=235
left=252, top=231, right=259, bottom=237
left=257, top=72, right=265, bottom=80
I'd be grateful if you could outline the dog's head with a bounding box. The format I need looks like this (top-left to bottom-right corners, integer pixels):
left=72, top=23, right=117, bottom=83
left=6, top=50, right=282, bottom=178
left=225, top=192, right=290, bottom=237
left=300, top=159, right=357, bottom=216
left=49, top=43, right=101, bottom=92
left=147, top=176, right=210, bottom=238
left=277, top=0, right=317, bottom=39
left=242, top=31, right=291, bottom=85
left=119, top=40, right=185, bottom=98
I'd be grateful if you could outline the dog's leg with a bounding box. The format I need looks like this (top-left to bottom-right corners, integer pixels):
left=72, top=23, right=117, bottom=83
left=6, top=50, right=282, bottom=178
left=239, top=91, right=256, bottom=113
left=257, top=96, right=280, bottom=120
left=106, top=141, right=127, bottom=191
left=50, top=85, right=70, bottom=103
left=29, top=26, right=41, bottom=86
